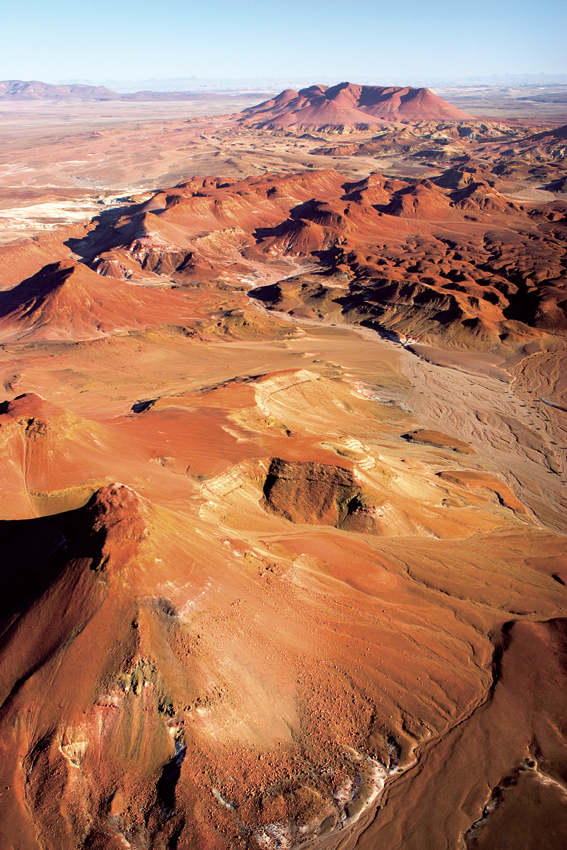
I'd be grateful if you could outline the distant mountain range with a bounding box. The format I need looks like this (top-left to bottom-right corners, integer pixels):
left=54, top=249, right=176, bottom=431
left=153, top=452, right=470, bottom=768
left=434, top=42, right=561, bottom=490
left=0, top=80, right=237, bottom=102
left=59, top=73, right=567, bottom=93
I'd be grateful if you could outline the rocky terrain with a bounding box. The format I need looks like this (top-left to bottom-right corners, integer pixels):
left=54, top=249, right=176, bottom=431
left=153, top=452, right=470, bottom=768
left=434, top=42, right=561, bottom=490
left=0, top=84, right=565, bottom=850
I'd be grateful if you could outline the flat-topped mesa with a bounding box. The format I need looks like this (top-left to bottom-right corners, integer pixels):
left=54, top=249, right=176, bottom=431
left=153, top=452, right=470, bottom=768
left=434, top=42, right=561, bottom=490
left=262, top=458, right=367, bottom=528
left=240, top=81, right=474, bottom=129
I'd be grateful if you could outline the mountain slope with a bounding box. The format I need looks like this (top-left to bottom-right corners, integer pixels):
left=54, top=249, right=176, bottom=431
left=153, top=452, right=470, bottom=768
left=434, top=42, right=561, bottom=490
left=0, top=259, right=206, bottom=342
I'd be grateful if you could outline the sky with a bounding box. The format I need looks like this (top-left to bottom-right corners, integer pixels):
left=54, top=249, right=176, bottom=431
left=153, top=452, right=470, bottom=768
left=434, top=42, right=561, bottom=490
left=1, top=0, right=566, bottom=85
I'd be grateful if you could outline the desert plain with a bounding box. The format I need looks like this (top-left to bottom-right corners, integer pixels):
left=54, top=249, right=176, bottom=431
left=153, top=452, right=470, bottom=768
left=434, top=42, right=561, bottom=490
left=0, top=81, right=566, bottom=850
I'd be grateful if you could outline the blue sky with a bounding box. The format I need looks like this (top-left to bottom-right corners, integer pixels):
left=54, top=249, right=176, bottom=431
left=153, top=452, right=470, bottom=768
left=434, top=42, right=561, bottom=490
left=2, top=0, right=566, bottom=84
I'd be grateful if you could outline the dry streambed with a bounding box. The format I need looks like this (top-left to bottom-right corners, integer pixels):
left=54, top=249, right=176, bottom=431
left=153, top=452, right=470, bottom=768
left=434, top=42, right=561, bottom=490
left=400, top=345, right=567, bottom=534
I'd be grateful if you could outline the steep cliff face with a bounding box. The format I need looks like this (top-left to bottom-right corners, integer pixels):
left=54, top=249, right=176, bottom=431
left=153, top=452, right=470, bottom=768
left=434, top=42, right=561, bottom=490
left=0, top=484, right=150, bottom=848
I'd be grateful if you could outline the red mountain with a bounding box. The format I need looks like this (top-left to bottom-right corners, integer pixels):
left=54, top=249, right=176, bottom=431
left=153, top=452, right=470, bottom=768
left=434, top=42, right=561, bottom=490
left=240, top=82, right=474, bottom=128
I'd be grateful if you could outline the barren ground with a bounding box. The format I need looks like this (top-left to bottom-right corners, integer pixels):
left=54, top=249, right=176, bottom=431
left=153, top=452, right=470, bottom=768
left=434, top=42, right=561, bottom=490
left=0, top=86, right=565, bottom=850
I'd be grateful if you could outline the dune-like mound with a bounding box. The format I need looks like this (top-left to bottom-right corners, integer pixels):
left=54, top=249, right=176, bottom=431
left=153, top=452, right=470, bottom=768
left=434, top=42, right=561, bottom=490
left=0, top=259, right=209, bottom=342
left=382, top=179, right=457, bottom=219
left=0, top=393, right=93, bottom=517
left=240, top=82, right=473, bottom=129
left=402, top=429, right=476, bottom=454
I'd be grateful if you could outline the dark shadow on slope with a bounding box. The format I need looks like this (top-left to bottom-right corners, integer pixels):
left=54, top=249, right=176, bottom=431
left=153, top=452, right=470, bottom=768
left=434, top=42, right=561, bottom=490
left=65, top=202, right=145, bottom=265
left=0, top=262, right=75, bottom=318
left=156, top=743, right=187, bottom=814
left=0, top=501, right=108, bottom=636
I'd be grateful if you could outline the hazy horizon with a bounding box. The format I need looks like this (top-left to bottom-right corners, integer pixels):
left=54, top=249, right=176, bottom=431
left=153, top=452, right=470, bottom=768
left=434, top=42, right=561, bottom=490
left=2, top=0, right=566, bottom=86
left=56, top=73, right=567, bottom=94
